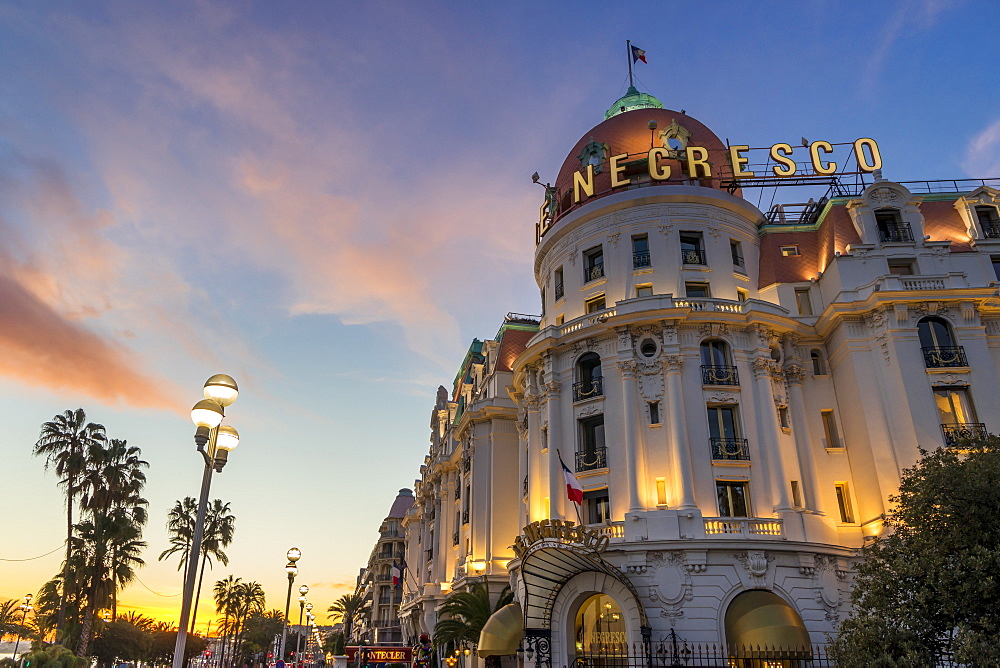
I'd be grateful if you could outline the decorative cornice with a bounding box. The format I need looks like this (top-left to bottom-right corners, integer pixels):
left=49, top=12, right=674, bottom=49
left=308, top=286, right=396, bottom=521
left=663, top=354, right=684, bottom=373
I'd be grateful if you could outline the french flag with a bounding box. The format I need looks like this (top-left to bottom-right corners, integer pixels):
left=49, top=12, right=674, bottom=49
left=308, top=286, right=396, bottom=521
left=561, top=458, right=584, bottom=505
left=391, top=560, right=401, bottom=586
left=630, top=44, right=647, bottom=64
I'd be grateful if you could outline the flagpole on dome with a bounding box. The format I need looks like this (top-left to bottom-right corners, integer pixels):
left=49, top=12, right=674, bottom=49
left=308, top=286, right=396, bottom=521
left=626, top=39, right=634, bottom=88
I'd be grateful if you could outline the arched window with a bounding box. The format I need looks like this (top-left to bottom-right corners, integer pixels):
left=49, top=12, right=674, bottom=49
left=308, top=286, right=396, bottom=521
left=574, top=353, right=603, bottom=401
left=810, top=349, right=827, bottom=375
left=918, top=317, right=966, bottom=368
left=701, top=340, right=739, bottom=385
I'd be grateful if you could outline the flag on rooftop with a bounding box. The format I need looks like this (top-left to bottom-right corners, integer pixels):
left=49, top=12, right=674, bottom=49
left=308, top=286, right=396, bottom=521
left=631, top=44, right=647, bottom=64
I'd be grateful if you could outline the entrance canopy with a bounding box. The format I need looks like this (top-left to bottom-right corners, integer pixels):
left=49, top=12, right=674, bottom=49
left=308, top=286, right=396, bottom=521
left=517, top=541, right=647, bottom=628
left=478, top=603, right=524, bottom=657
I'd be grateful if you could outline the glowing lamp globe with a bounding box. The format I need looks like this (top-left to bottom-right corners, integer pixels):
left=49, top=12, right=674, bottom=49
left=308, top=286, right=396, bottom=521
left=287, top=547, right=302, bottom=562
left=191, top=399, right=224, bottom=429
left=204, top=374, right=239, bottom=407
left=216, top=425, right=240, bottom=451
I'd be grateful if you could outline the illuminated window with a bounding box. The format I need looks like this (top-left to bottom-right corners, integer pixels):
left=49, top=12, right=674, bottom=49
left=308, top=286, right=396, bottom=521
left=584, top=246, right=604, bottom=282
left=716, top=481, right=750, bottom=517
left=635, top=283, right=653, bottom=297
left=795, top=288, right=813, bottom=316
left=934, top=386, right=977, bottom=425
left=790, top=481, right=802, bottom=508
left=736, top=288, right=748, bottom=302
left=656, top=478, right=667, bottom=506
left=574, top=594, right=625, bottom=653
left=822, top=410, right=841, bottom=449
left=583, top=488, right=610, bottom=524
left=780, top=245, right=800, bottom=256
left=730, top=239, right=745, bottom=271
left=835, top=483, right=854, bottom=523
left=585, top=294, right=606, bottom=313
left=680, top=232, right=706, bottom=265
left=685, top=281, right=711, bottom=298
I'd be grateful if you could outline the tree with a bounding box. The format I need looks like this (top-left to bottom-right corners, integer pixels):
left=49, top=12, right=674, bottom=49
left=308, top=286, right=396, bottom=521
left=326, top=593, right=365, bottom=643
left=91, top=619, right=150, bottom=668
left=0, top=599, right=30, bottom=642
left=33, top=409, right=107, bottom=634
left=433, top=583, right=513, bottom=650
left=830, top=438, right=1000, bottom=666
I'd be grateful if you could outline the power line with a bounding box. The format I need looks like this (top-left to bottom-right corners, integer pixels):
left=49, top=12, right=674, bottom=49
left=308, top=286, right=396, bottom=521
left=133, top=576, right=182, bottom=597
left=0, top=542, right=66, bottom=561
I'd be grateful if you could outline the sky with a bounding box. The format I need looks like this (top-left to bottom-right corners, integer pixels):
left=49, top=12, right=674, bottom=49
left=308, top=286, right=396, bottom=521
left=1, top=0, right=999, bottom=631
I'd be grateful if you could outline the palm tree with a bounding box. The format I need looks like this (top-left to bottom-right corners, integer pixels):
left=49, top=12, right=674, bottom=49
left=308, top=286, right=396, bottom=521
left=190, top=500, right=236, bottom=634
left=33, top=408, right=107, bottom=632
left=159, top=498, right=198, bottom=578
left=214, top=576, right=242, bottom=667
left=433, top=583, right=513, bottom=650
left=0, top=599, right=29, bottom=642
left=327, top=593, right=366, bottom=643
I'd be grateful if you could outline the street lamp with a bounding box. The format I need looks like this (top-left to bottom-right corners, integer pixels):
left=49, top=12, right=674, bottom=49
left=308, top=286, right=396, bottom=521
left=172, top=374, right=240, bottom=668
left=280, top=548, right=301, bottom=662
left=12, top=594, right=32, bottom=659
left=296, top=586, right=309, bottom=662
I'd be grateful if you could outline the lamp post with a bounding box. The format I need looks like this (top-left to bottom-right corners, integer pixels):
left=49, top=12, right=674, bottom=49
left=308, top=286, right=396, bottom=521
left=296, top=586, right=309, bottom=664
left=12, top=594, right=32, bottom=659
left=172, top=375, right=240, bottom=668
left=280, top=548, right=301, bottom=662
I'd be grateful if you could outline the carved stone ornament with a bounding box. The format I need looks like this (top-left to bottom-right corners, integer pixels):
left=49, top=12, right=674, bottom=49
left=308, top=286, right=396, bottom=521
left=658, top=119, right=692, bottom=158
left=661, top=321, right=679, bottom=345
left=869, top=187, right=902, bottom=205
left=616, top=327, right=633, bottom=352
left=657, top=224, right=674, bottom=237
left=707, top=225, right=722, bottom=239
left=639, top=364, right=665, bottom=401
left=522, top=393, right=540, bottom=410
left=812, top=555, right=843, bottom=622
left=706, top=392, right=736, bottom=404
left=784, top=364, right=805, bottom=385
left=576, top=404, right=603, bottom=418
left=648, top=551, right=694, bottom=621
left=607, top=232, right=621, bottom=248
left=735, top=550, right=774, bottom=589
left=577, top=136, right=609, bottom=174
left=751, top=357, right=778, bottom=379
left=543, top=381, right=561, bottom=397
left=663, top=354, right=684, bottom=373
left=617, top=360, right=639, bottom=378
left=934, top=373, right=970, bottom=385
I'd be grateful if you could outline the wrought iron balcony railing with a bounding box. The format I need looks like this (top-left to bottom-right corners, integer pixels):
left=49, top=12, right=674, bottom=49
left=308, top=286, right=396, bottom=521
left=576, top=446, right=607, bottom=472
left=633, top=251, right=651, bottom=268
left=983, top=223, right=1000, bottom=238
left=878, top=222, right=913, bottom=243
left=462, top=510, right=469, bottom=525
left=453, top=531, right=459, bottom=546
left=554, top=281, right=564, bottom=300
left=711, top=437, right=750, bottom=461
left=585, top=262, right=605, bottom=282
left=922, top=346, right=967, bottom=368
left=573, top=376, right=604, bottom=402
left=701, top=364, right=740, bottom=385
left=681, top=249, right=707, bottom=265
left=942, top=422, right=988, bottom=447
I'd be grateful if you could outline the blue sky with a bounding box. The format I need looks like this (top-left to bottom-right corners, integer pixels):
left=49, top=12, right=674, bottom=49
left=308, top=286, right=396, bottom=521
left=1, top=0, right=998, bottom=623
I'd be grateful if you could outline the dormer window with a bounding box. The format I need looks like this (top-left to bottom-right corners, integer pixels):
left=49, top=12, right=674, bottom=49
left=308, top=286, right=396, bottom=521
left=976, top=206, right=1000, bottom=238
left=875, top=208, right=913, bottom=243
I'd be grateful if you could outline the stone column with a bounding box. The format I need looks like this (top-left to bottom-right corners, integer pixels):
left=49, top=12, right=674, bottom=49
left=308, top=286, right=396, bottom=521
left=525, top=368, right=545, bottom=522
left=618, top=360, right=644, bottom=513
left=545, top=378, right=565, bottom=521
left=785, top=365, right=823, bottom=513
left=664, top=354, right=697, bottom=509
left=752, top=357, right=792, bottom=511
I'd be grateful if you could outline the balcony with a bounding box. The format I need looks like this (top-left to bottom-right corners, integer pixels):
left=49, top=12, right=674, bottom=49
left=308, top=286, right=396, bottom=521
left=632, top=251, right=651, bottom=268
left=585, top=262, right=605, bottom=282
left=702, top=365, right=740, bottom=386
left=554, top=281, right=564, bottom=300
left=681, top=249, right=707, bottom=265
left=922, top=346, right=967, bottom=368
left=576, top=446, right=607, bottom=472
left=711, top=437, right=750, bottom=461
left=942, top=422, right=988, bottom=447
left=878, top=222, right=913, bottom=243
left=573, top=377, right=604, bottom=402
left=704, top=517, right=784, bottom=539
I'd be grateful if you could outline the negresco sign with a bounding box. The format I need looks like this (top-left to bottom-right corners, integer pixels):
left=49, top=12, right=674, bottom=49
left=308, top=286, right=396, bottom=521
left=512, top=518, right=610, bottom=558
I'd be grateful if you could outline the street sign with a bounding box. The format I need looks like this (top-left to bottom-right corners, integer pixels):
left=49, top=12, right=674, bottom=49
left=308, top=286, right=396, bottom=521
left=276, top=660, right=286, bottom=668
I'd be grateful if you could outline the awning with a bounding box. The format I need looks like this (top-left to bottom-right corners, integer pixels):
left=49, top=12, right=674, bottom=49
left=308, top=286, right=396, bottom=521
left=724, top=590, right=811, bottom=654
left=478, top=602, right=524, bottom=657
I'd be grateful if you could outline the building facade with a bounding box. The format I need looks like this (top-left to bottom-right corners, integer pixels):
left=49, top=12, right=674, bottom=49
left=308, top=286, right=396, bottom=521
left=354, top=488, right=414, bottom=644
left=402, top=85, right=1000, bottom=663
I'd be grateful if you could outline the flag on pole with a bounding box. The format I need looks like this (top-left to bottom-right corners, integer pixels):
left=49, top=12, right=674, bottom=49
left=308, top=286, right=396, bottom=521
left=391, top=560, right=401, bottom=586
left=630, top=45, right=647, bottom=64
left=561, top=457, right=584, bottom=505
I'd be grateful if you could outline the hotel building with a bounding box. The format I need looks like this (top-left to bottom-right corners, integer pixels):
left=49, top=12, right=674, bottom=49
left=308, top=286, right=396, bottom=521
left=397, top=85, right=1000, bottom=662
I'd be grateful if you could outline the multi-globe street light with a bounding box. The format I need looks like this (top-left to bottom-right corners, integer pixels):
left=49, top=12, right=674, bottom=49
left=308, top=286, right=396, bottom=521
left=172, top=375, right=240, bottom=668
left=280, top=548, right=301, bottom=661
left=12, top=594, right=32, bottom=659
left=296, top=585, right=309, bottom=663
